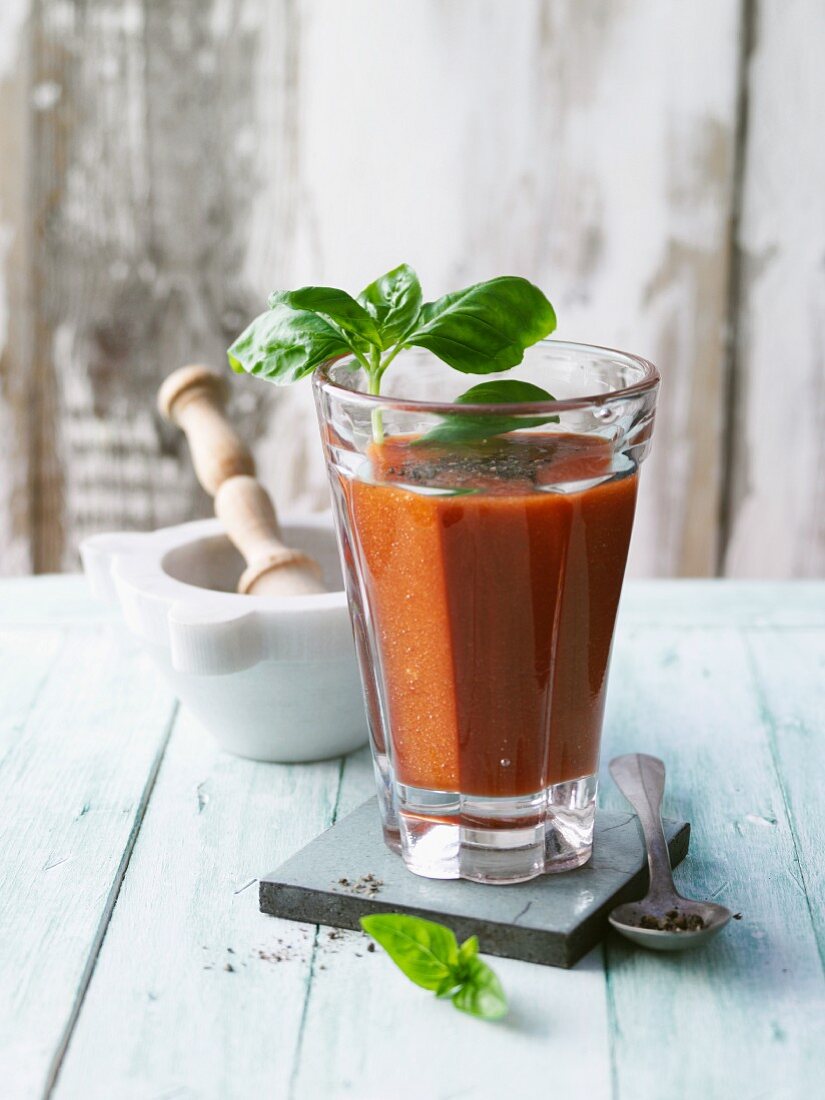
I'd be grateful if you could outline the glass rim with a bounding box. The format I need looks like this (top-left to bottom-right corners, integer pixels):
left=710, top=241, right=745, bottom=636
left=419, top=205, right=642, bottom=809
left=313, top=338, right=660, bottom=416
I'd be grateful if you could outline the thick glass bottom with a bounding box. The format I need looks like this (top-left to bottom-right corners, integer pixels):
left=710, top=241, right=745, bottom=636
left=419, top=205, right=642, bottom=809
left=371, top=750, right=402, bottom=853
left=393, top=774, right=598, bottom=884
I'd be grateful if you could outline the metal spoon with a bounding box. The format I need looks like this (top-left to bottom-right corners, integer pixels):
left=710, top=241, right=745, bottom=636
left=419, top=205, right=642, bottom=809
left=608, top=753, right=732, bottom=951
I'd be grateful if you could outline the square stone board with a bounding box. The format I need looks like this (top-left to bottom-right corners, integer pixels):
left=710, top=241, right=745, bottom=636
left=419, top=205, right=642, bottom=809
left=260, top=798, right=690, bottom=968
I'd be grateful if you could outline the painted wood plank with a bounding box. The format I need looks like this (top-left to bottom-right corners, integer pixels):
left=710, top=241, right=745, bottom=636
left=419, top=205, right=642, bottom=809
left=598, top=625, right=824, bottom=1098
left=723, top=0, right=825, bottom=577
left=0, top=622, right=176, bottom=1099
left=2, top=0, right=745, bottom=574
left=618, top=579, right=825, bottom=628
left=5, top=573, right=824, bottom=629
left=745, top=630, right=825, bottom=965
left=52, top=708, right=347, bottom=1100
left=4, top=0, right=821, bottom=581
left=287, top=751, right=613, bottom=1100
left=0, top=575, right=119, bottom=625
left=294, top=944, right=611, bottom=1100
left=0, top=0, right=33, bottom=573
left=25, top=0, right=279, bottom=571
left=0, top=624, right=64, bottom=780
left=244, top=0, right=742, bottom=577
left=3, top=576, right=823, bottom=1097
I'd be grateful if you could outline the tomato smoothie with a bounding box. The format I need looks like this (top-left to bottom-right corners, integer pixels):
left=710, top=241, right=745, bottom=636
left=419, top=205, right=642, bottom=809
left=315, top=340, right=658, bottom=881
left=346, top=433, right=637, bottom=804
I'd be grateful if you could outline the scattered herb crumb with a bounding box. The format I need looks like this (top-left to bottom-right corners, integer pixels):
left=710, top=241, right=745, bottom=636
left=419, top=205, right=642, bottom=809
left=258, top=949, right=285, bottom=963
left=224, top=963, right=235, bottom=973
left=334, top=873, right=384, bottom=898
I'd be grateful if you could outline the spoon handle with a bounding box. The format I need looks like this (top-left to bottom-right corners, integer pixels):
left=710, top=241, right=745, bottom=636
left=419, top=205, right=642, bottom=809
left=609, top=753, right=676, bottom=901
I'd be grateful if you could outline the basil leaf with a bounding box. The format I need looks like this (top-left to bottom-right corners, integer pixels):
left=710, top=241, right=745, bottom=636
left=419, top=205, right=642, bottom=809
left=358, top=263, right=423, bottom=346
left=360, top=913, right=458, bottom=991
left=457, top=934, right=480, bottom=967
left=361, top=915, right=508, bottom=1022
left=227, top=303, right=351, bottom=384
left=434, top=972, right=462, bottom=999
left=270, top=286, right=381, bottom=348
left=420, top=379, right=559, bottom=445
left=405, top=276, right=556, bottom=374
left=451, top=956, right=508, bottom=1021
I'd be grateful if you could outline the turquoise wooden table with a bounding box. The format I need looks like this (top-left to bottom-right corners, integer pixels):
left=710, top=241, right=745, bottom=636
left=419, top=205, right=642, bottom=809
left=1, top=577, right=823, bottom=1100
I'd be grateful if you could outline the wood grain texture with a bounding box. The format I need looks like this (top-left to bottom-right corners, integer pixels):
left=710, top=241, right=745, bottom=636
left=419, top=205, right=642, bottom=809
left=0, top=0, right=33, bottom=573
left=53, top=707, right=348, bottom=1100
left=2, top=0, right=822, bottom=578
left=0, top=581, right=176, bottom=1099
left=722, top=0, right=825, bottom=577
left=745, top=630, right=825, bottom=965
left=238, top=0, right=743, bottom=577
left=617, top=578, right=825, bottom=627
left=0, top=577, right=811, bottom=1099
left=9, top=0, right=808, bottom=578
left=599, top=625, right=825, bottom=1097
left=288, top=754, right=613, bottom=1099
left=24, top=0, right=282, bottom=571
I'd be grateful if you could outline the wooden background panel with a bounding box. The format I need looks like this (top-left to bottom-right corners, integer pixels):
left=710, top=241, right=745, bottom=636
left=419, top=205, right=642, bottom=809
left=26, top=0, right=282, bottom=571
left=250, top=0, right=743, bottom=577
left=0, top=0, right=822, bottom=578
left=723, top=0, right=825, bottom=577
left=0, top=0, right=33, bottom=574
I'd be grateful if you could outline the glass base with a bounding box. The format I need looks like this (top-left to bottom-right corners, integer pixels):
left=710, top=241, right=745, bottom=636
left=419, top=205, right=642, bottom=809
left=394, top=775, right=597, bottom=884
left=371, top=751, right=402, bottom=853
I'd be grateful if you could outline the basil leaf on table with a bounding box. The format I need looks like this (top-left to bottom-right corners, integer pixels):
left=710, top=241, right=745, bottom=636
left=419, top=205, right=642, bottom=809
left=450, top=956, right=508, bottom=1021
left=420, top=379, right=559, bottom=445
left=405, top=276, right=556, bottom=374
left=457, top=933, right=481, bottom=967
left=360, top=913, right=458, bottom=990
left=360, top=913, right=508, bottom=1021
left=227, top=303, right=352, bottom=383
left=358, top=263, right=423, bottom=347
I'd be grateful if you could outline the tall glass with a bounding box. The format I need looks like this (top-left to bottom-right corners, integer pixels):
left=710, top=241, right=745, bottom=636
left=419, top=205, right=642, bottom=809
left=314, top=341, right=659, bottom=884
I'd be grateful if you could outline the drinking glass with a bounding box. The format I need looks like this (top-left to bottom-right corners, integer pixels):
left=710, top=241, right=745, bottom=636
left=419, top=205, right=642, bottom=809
left=314, top=340, right=659, bottom=883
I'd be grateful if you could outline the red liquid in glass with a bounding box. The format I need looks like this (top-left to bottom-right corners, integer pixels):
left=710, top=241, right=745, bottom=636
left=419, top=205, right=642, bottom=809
left=347, top=433, right=637, bottom=798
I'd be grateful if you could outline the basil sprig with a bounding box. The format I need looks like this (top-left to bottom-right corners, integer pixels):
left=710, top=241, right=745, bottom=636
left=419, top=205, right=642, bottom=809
left=360, top=913, right=507, bottom=1021
left=228, top=264, right=556, bottom=409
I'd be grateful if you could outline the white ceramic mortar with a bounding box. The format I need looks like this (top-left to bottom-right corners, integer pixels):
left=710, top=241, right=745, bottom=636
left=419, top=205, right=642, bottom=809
left=81, top=515, right=368, bottom=762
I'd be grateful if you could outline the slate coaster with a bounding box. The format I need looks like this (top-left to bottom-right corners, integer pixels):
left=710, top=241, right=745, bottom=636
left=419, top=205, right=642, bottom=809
left=260, top=798, right=690, bottom=969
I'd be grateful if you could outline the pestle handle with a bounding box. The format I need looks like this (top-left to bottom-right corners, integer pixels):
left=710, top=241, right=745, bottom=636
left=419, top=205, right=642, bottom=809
left=215, top=476, right=326, bottom=597
left=158, top=365, right=255, bottom=495
left=158, top=365, right=327, bottom=597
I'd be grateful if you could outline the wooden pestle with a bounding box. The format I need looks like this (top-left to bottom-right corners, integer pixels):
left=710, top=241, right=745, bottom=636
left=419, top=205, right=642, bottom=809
left=157, top=365, right=255, bottom=494
left=158, top=365, right=326, bottom=596
left=215, top=476, right=325, bottom=597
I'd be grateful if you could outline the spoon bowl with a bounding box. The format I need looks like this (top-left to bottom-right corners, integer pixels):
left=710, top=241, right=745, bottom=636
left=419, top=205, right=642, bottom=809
left=609, top=896, right=732, bottom=952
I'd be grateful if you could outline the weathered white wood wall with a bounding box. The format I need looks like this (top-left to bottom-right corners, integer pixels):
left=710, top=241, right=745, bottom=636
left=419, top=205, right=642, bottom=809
left=0, top=0, right=821, bottom=578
